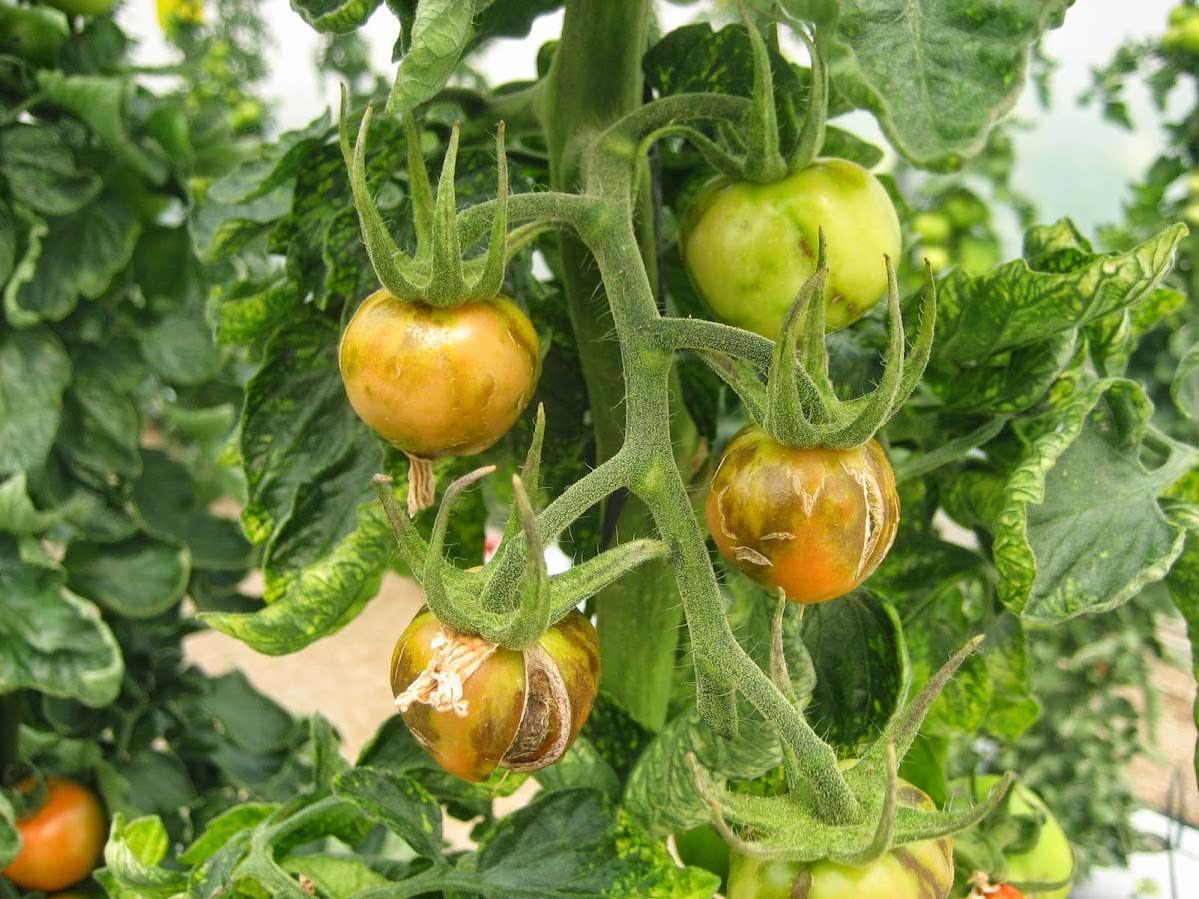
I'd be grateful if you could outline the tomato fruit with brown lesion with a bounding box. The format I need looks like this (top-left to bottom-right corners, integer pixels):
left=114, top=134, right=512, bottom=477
left=680, top=158, right=901, bottom=338
left=339, top=291, right=540, bottom=459
left=2, top=776, right=105, bottom=892
left=705, top=426, right=899, bottom=604
left=726, top=777, right=954, bottom=898
left=390, top=607, right=600, bottom=782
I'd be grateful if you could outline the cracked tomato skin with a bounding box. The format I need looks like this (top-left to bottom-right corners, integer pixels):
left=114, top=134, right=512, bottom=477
left=339, top=291, right=540, bottom=459
left=680, top=158, right=901, bottom=338
left=390, top=608, right=600, bottom=782
left=705, top=426, right=899, bottom=604
left=727, top=780, right=953, bottom=899
left=2, top=776, right=105, bottom=892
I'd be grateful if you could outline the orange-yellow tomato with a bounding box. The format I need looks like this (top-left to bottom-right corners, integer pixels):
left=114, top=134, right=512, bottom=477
left=339, top=291, right=540, bottom=458
left=705, top=427, right=898, bottom=604
left=3, top=777, right=105, bottom=892
left=390, top=608, right=600, bottom=782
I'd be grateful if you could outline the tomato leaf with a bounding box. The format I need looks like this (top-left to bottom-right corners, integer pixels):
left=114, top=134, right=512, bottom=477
left=935, top=221, right=1186, bottom=365
left=333, top=766, right=444, bottom=859
left=991, top=380, right=1197, bottom=621
left=826, top=0, right=1074, bottom=169
left=386, top=0, right=483, bottom=116
left=199, top=670, right=299, bottom=756
left=291, top=0, right=383, bottom=34
left=3, top=192, right=141, bottom=326
left=35, top=71, right=169, bottom=184
left=0, top=793, right=19, bottom=869
left=132, top=451, right=255, bottom=572
left=0, top=544, right=123, bottom=707
left=0, top=472, right=63, bottom=535
left=64, top=536, right=191, bottom=619
left=100, top=813, right=187, bottom=898
left=281, top=854, right=391, bottom=893
left=801, top=589, right=908, bottom=752
left=0, top=124, right=102, bottom=215
left=469, top=788, right=720, bottom=898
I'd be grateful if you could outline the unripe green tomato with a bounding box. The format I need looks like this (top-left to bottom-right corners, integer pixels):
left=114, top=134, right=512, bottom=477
left=941, top=193, right=988, bottom=229
left=339, top=290, right=540, bottom=459
left=674, top=825, right=731, bottom=892
left=1182, top=201, right=1199, bottom=226
left=390, top=608, right=600, bottom=782
left=912, top=211, right=953, bottom=244
left=39, top=0, right=118, bottom=16
left=1165, top=26, right=1185, bottom=51
left=956, top=235, right=1000, bottom=276
left=0, top=5, right=69, bottom=67
left=229, top=98, right=263, bottom=133
left=705, top=426, right=899, bottom=604
left=681, top=158, right=901, bottom=337
left=726, top=780, right=953, bottom=898
left=922, top=245, right=952, bottom=273
left=1185, top=172, right=1199, bottom=196
left=1170, top=5, right=1194, bottom=26
left=1182, top=16, right=1199, bottom=53
left=970, top=777, right=1073, bottom=899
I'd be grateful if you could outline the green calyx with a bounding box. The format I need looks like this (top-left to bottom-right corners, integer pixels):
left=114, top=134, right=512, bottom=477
left=373, top=406, right=667, bottom=650
left=712, top=233, right=937, bottom=450
left=689, top=601, right=1013, bottom=864
left=337, top=85, right=547, bottom=307
left=683, top=4, right=829, bottom=184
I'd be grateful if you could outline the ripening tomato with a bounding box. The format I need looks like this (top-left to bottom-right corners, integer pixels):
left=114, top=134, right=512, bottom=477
left=705, top=426, right=899, bottom=604
left=2, top=776, right=105, bottom=892
left=726, top=779, right=953, bottom=898
left=390, top=607, right=600, bottom=782
left=992, top=885, right=1025, bottom=899
left=970, top=777, right=1073, bottom=899
left=680, top=158, right=901, bottom=337
left=339, top=291, right=540, bottom=459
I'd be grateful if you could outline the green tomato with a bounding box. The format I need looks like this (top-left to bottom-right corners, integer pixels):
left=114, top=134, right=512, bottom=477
left=681, top=158, right=901, bottom=337
left=956, top=235, right=1000, bottom=276
left=1185, top=172, right=1199, bottom=196
left=1183, top=16, right=1199, bottom=52
left=39, top=0, right=118, bottom=15
left=971, top=777, right=1073, bottom=899
left=1182, top=201, right=1199, bottom=227
left=674, top=825, right=731, bottom=891
left=726, top=777, right=953, bottom=898
left=0, top=5, right=69, bottom=67
left=1170, top=5, right=1194, bottom=26
left=922, top=245, right=951, bottom=273
left=912, top=211, right=953, bottom=244
left=1165, top=25, right=1185, bottom=51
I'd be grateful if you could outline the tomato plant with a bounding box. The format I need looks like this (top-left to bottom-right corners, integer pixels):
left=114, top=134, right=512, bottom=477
left=2, top=777, right=104, bottom=892
left=6, top=0, right=1199, bottom=897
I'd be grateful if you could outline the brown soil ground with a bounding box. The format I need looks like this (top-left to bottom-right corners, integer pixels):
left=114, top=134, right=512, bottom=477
left=184, top=574, right=1199, bottom=838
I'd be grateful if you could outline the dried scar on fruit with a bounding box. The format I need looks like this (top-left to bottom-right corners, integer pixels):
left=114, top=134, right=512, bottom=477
left=395, top=629, right=498, bottom=717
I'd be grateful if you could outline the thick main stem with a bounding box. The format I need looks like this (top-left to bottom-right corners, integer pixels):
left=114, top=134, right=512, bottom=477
left=543, top=0, right=687, bottom=731
left=583, top=214, right=859, bottom=823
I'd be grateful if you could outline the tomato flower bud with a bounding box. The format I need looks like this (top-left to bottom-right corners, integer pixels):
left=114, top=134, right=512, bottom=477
left=390, top=607, right=600, bottom=781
